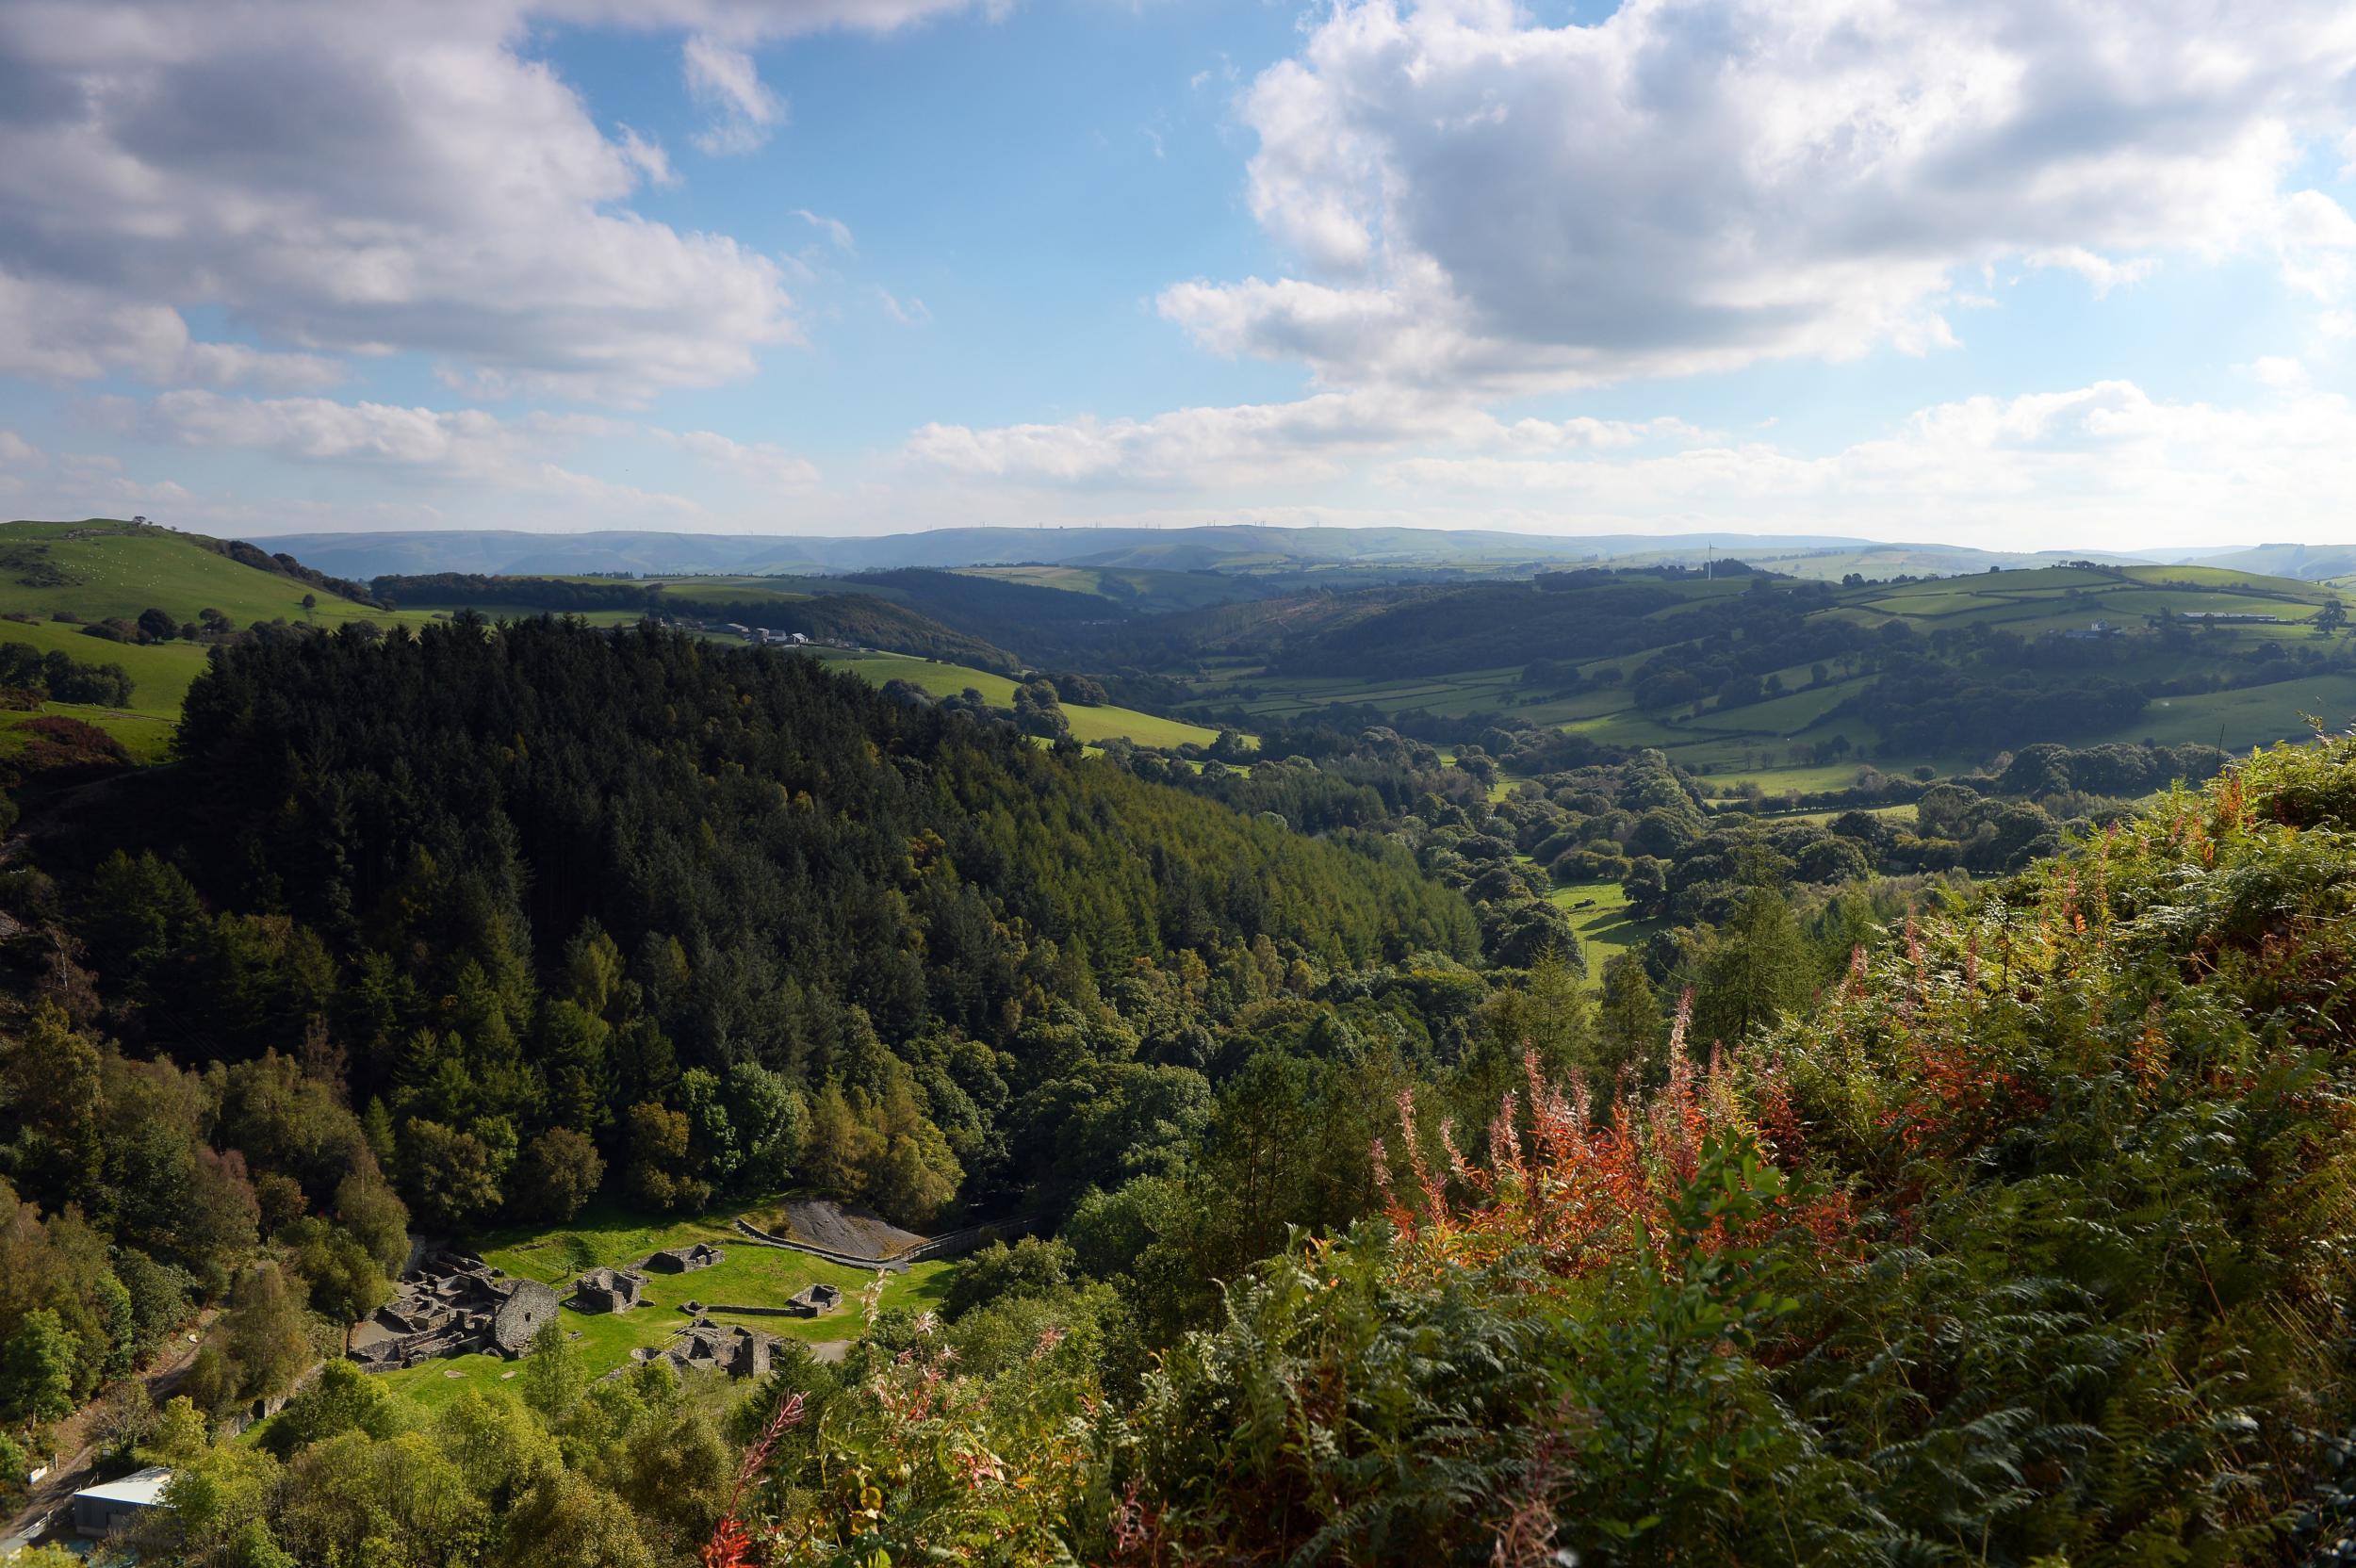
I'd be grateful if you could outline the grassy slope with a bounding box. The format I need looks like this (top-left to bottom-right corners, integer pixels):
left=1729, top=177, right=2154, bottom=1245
left=953, top=564, right=1254, bottom=613
left=0, top=519, right=384, bottom=625
left=374, top=1201, right=955, bottom=1413
left=818, top=651, right=1231, bottom=749
left=0, top=518, right=437, bottom=754
left=1547, top=875, right=1662, bottom=979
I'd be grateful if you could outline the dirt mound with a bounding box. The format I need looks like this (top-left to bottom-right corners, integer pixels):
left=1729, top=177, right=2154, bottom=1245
left=770, top=1197, right=925, bottom=1259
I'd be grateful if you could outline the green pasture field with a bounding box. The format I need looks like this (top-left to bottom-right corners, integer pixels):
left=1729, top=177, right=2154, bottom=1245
left=0, top=701, right=178, bottom=763
left=2109, top=674, right=2356, bottom=750
left=0, top=520, right=440, bottom=716
left=1546, top=877, right=1662, bottom=979
left=816, top=651, right=1233, bottom=750
left=1680, top=678, right=1862, bottom=739
left=0, top=615, right=205, bottom=714
left=953, top=564, right=1253, bottom=612
left=369, top=1202, right=955, bottom=1413
left=2095, top=589, right=2315, bottom=620
left=2114, top=564, right=2324, bottom=595
left=0, top=518, right=396, bottom=628
left=647, top=577, right=824, bottom=608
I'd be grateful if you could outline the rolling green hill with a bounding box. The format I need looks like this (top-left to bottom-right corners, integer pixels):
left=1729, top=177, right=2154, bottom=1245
left=0, top=518, right=431, bottom=760
left=0, top=517, right=382, bottom=625
left=1164, top=561, right=2354, bottom=791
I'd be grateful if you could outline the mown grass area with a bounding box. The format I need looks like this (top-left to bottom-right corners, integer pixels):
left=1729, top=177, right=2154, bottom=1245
left=817, top=651, right=1234, bottom=750
left=1546, top=876, right=1663, bottom=979
left=369, top=1200, right=957, bottom=1413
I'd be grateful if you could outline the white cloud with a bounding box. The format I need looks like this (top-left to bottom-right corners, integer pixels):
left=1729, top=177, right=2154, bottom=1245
left=905, top=390, right=1704, bottom=488
left=130, top=391, right=706, bottom=514
left=793, top=209, right=857, bottom=253
left=0, top=430, right=36, bottom=466
left=661, top=429, right=821, bottom=488
left=0, top=275, right=343, bottom=390
left=2026, top=248, right=2156, bottom=298
left=875, top=287, right=933, bottom=327
left=684, top=34, right=786, bottom=155
left=1170, top=0, right=2356, bottom=394
left=1375, top=379, right=2356, bottom=548
left=616, top=126, right=679, bottom=188
left=539, top=0, right=1005, bottom=40
left=0, top=1, right=803, bottom=403
left=2248, top=355, right=2308, bottom=389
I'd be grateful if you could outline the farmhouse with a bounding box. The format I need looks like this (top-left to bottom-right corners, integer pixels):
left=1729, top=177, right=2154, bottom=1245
left=645, top=1242, right=724, bottom=1273
left=573, top=1266, right=646, bottom=1314
left=348, top=1252, right=562, bottom=1370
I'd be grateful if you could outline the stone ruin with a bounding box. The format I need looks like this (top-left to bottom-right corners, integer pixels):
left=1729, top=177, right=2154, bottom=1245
left=786, top=1282, right=843, bottom=1317
left=348, top=1251, right=562, bottom=1372
left=573, top=1266, right=647, bottom=1314
left=644, top=1241, right=724, bottom=1273
left=632, top=1317, right=777, bottom=1381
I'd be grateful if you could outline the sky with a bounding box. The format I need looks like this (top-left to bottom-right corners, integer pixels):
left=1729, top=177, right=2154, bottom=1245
left=1, top=0, right=2353, bottom=551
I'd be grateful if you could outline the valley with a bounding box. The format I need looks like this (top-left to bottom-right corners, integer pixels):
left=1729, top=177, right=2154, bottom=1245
left=2, top=515, right=2353, bottom=1568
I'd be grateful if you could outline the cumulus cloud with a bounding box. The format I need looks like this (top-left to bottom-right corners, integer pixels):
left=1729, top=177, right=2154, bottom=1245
left=0, top=1, right=810, bottom=404
left=0, top=276, right=344, bottom=390
left=684, top=35, right=786, bottom=155
left=1168, top=0, right=2356, bottom=394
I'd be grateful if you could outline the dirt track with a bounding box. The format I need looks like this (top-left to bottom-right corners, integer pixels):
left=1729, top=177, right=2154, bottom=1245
left=0, top=1309, right=218, bottom=1550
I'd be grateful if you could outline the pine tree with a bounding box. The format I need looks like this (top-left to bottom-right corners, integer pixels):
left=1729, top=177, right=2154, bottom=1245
left=1595, top=953, right=1661, bottom=1089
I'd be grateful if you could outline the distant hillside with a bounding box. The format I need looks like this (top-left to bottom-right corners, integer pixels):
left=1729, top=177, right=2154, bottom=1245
left=950, top=564, right=1267, bottom=613
left=1167, top=560, right=2356, bottom=788
left=257, top=528, right=786, bottom=580
left=245, top=523, right=2139, bottom=581
left=2189, top=542, right=2356, bottom=581
left=1717, top=542, right=2149, bottom=580
left=371, top=571, right=1021, bottom=673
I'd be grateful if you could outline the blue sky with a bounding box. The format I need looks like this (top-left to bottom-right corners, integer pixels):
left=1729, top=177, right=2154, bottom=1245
left=1, top=0, right=2353, bottom=550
